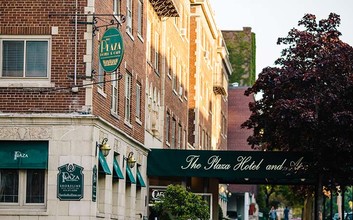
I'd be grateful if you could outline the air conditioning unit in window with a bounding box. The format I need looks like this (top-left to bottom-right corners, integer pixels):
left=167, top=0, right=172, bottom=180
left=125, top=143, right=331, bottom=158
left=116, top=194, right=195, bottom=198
left=180, top=28, right=187, bottom=37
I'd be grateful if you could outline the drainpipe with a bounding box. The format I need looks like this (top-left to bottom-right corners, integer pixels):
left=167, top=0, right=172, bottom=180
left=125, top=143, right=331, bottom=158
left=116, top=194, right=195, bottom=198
left=74, top=0, right=78, bottom=86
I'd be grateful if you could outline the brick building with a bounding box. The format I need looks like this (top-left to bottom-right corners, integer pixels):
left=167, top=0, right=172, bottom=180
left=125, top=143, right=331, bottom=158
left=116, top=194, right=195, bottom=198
left=224, top=27, right=258, bottom=220
left=0, top=0, right=148, bottom=219
left=0, top=0, right=232, bottom=219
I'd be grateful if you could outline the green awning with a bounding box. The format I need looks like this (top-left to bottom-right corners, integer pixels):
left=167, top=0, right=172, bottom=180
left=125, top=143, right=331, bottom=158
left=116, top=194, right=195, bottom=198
left=98, top=150, right=111, bottom=175
left=126, top=165, right=136, bottom=184
left=0, top=141, right=48, bottom=169
left=113, top=158, right=124, bottom=179
left=136, top=168, right=146, bottom=187
left=147, top=149, right=316, bottom=184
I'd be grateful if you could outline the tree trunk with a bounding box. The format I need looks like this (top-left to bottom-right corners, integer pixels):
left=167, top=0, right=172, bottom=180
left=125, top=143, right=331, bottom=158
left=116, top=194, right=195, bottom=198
left=304, top=195, right=314, bottom=220
left=315, top=173, right=324, bottom=220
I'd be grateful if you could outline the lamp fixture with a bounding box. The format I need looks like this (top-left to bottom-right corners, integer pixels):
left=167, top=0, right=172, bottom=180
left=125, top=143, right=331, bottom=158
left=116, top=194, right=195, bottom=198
left=96, top=138, right=111, bottom=157
left=124, top=151, right=137, bottom=168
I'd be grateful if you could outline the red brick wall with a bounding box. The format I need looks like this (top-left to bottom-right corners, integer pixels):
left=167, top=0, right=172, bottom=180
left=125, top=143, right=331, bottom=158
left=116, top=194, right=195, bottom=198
left=92, top=0, right=146, bottom=143
left=228, top=87, right=254, bottom=150
left=0, top=0, right=87, bottom=113
left=188, top=7, right=197, bottom=146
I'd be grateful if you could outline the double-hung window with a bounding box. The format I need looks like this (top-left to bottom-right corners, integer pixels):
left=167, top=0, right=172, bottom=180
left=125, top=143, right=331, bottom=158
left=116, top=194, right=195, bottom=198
left=111, top=72, right=119, bottom=116
left=124, top=72, right=132, bottom=123
left=137, top=0, right=143, bottom=37
left=1, top=38, right=49, bottom=78
left=136, top=82, right=141, bottom=120
left=154, top=33, right=159, bottom=73
left=126, top=0, right=133, bottom=34
left=0, top=36, right=51, bottom=87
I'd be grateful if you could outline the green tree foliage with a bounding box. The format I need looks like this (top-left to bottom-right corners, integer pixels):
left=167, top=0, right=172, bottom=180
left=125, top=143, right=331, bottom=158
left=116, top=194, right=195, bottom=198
left=152, top=184, right=210, bottom=220
left=242, top=13, right=353, bottom=220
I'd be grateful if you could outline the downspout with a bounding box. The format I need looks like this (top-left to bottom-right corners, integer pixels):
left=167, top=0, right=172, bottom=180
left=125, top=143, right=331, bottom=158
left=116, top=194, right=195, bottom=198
left=74, top=0, right=78, bottom=86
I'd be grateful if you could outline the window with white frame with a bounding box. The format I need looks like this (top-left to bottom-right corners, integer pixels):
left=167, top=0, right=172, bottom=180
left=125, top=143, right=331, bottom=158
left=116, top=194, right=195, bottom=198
left=124, top=72, right=132, bottom=123
left=178, top=63, right=182, bottom=96
left=177, top=124, right=182, bottom=149
left=111, top=72, right=119, bottom=115
left=166, top=112, right=170, bottom=144
left=136, top=82, right=141, bottom=120
left=183, top=130, right=187, bottom=149
left=1, top=38, right=50, bottom=78
left=0, top=169, right=45, bottom=205
left=172, top=54, right=177, bottom=91
left=167, top=47, right=171, bottom=77
left=171, top=118, right=176, bottom=148
left=146, top=21, right=151, bottom=62
left=154, top=33, right=159, bottom=72
left=98, top=63, right=105, bottom=90
left=126, top=0, right=133, bottom=34
left=137, top=0, right=143, bottom=36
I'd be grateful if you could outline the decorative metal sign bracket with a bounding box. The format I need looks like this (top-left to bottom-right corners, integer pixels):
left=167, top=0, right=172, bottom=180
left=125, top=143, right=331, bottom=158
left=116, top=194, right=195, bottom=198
left=49, top=12, right=126, bottom=36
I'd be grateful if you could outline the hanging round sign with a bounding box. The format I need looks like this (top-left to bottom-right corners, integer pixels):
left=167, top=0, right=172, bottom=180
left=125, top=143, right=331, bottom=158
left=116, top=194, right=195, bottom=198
left=99, top=27, right=124, bottom=72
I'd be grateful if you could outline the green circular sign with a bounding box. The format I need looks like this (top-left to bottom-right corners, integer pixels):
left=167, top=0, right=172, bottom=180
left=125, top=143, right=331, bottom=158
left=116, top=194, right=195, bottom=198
left=99, top=27, right=124, bottom=72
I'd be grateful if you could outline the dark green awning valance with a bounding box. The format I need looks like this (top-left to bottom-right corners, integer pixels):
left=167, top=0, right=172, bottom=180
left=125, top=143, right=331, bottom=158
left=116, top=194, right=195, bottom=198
left=126, top=165, right=136, bottom=184
left=98, top=150, right=111, bottom=175
left=0, top=141, right=48, bottom=169
left=147, top=149, right=315, bottom=184
left=113, top=158, right=124, bottom=179
left=136, top=168, right=146, bottom=187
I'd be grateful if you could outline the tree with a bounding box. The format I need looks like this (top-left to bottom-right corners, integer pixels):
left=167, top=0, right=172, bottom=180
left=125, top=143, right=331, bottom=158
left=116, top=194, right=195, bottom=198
left=242, top=13, right=353, bottom=220
left=152, top=184, right=210, bottom=220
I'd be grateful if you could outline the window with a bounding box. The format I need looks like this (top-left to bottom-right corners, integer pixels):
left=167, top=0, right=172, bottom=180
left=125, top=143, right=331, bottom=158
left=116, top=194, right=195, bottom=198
left=154, top=33, right=159, bottom=72
left=146, top=21, right=152, bottom=62
left=126, top=0, right=133, bottom=34
left=178, top=64, right=182, bottom=96
left=183, top=130, right=187, bottom=149
left=172, top=55, right=177, bottom=91
left=137, top=0, right=143, bottom=36
left=124, top=72, right=132, bottom=123
left=166, top=112, right=170, bottom=144
left=177, top=124, right=182, bottom=149
left=0, top=169, right=45, bottom=204
left=199, top=125, right=202, bottom=148
left=136, top=82, right=141, bottom=120
left=98, top=63, right=105, bottom=90
left=171, top=118, right=176, bottom=148
left=166, top=47, right=171, bottom=76
left=1, top=39, right=49, bottom=78
left=111, top=72, right=119, bottom=115
left=221, top=113, right=227, bottom=137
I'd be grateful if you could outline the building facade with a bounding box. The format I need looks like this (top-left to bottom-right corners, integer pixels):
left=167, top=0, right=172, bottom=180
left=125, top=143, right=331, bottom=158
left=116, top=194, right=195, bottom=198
left=0, top=0, right=148, bottom=219
left=222, top=27, right=256, bottom=86
left=224, top=27, right=258, bottom=220
left=0, top=0, right=231, bottom=219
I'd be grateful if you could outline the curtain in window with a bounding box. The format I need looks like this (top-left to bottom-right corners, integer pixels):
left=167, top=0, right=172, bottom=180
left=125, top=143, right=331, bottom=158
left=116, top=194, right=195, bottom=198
left=2, top=41, right=24, bottom=77
left=26, top=41, right=48, bottom=77
left=0, top=170, right=19, bottom=203
left=26, top=169, right=45, bottom=203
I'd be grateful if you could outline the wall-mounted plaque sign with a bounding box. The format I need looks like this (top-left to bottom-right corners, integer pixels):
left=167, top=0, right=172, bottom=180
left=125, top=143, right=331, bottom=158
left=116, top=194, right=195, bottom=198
left=57, top=163, right=84, bottom=201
